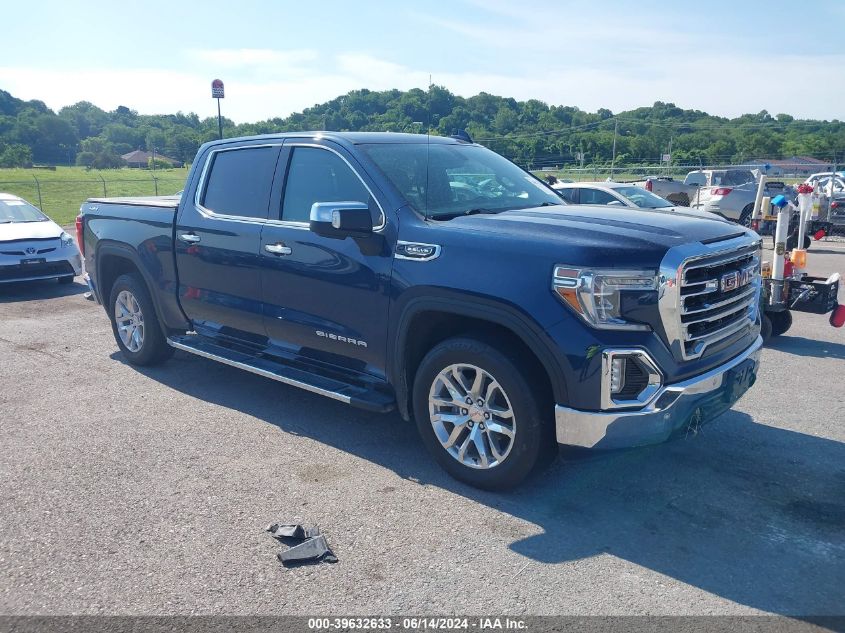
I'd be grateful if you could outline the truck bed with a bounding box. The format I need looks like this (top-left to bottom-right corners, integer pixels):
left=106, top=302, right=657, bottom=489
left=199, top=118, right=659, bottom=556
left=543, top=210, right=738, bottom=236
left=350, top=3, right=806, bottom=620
left=86, top=195, right=181, bottom=208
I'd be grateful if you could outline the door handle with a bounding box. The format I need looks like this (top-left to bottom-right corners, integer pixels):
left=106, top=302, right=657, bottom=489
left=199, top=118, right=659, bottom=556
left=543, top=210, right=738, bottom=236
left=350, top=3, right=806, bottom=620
left=178, top=233, right=201, bottom=244
left=264, top=242, right=292, bottom=256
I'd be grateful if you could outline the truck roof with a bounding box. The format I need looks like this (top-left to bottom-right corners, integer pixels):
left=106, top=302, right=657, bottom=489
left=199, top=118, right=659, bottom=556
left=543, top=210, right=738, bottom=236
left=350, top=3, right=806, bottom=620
left=203, top=131, right=467, bottom=149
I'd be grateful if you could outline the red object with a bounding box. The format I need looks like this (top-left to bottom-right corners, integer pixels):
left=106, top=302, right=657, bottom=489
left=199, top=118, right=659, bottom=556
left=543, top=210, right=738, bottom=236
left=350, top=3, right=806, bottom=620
left=211, top=79, right=225, bottom=99
left=783, top=259, right=794, bottom=278
left=814, top=229, right=827, bottom=240
left=832, top=201, right=840, bottom=209
left=712, top=187, right=732, bottom=196
left=75, top=215, right=84, bottom=256
left=751, top=219, right=760, bottom=231
left=796, top=183, right=814, bottom=194
left=645, top=180, right=653, bottom=192
left=830, top=304, right=845, bottom=328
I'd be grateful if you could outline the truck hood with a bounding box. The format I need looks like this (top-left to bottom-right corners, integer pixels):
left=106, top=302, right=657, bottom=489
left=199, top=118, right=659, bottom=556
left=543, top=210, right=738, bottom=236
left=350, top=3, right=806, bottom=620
left=443, top=204, right=750, bottom=267
left=0, top=220, right=64, bottom=242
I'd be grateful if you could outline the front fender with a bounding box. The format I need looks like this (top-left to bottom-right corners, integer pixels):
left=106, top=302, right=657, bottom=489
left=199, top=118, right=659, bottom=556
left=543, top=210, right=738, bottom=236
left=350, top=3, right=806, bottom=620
left=387, top=288, right=572, bottom=420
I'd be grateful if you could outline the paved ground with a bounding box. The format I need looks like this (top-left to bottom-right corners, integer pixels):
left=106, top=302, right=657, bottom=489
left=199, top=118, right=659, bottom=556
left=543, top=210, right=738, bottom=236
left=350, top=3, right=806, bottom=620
left=1, top=243, right=843, bottom=616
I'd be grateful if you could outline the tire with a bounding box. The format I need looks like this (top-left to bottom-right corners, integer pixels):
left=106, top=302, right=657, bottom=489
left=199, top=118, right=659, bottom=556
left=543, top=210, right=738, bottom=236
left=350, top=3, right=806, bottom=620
left=738, top=204, right=754, bottom=228
left=761, top=313, right=773, bottom=343
left=786, top=233, right=812, bottom=251
left=412, top=337, right=555, bottom=490
left=108, top=273, right=173, bottom=366
left=667, top=193, right=690, bottom=207
left=769, top=310, right=793, bottom=337
left=58, top=275, right=74, bottom=285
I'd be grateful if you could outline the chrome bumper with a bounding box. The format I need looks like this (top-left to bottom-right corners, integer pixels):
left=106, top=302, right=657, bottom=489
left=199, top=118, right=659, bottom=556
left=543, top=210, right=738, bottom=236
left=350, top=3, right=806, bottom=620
left=555, top=336, right=763, bottom=450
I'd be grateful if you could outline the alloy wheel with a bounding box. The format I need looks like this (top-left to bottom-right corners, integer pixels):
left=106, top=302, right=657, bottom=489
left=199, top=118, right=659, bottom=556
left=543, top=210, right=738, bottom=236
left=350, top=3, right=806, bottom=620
left=428, top=363, right=516, bottom=469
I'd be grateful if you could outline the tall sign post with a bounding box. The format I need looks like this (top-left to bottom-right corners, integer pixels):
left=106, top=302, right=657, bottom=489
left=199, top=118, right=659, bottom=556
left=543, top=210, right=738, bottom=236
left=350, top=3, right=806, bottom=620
left=211, top=79, right=225, bottom=139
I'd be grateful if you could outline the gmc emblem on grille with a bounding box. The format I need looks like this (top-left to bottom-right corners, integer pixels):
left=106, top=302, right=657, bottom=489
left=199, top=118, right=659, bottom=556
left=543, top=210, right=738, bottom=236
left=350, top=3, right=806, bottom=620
left=25, top=247, right=36, bottom=255
left=721, top=267, right=754, bottom=293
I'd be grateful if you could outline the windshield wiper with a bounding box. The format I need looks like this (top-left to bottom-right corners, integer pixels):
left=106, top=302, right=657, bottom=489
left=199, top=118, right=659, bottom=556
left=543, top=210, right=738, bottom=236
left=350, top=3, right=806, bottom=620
left=432, top=207, right=502, bottom=220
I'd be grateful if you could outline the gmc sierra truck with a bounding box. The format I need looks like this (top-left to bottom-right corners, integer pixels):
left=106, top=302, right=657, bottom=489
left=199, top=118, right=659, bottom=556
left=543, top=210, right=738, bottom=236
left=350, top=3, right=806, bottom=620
left=79, top=132, right=763, bottom=490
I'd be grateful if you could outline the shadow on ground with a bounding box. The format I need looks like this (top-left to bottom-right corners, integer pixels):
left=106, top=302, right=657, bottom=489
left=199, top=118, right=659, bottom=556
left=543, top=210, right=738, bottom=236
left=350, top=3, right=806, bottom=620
left=766, top=335, right=845, bottom=361
left=119, top=351, right=845, bottom=616
left=0, top=278, right=88, bottom=303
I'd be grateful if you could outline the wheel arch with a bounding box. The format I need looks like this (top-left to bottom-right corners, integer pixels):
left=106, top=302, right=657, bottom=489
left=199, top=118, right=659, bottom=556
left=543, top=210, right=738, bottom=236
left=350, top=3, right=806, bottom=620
left=390, top=296, right=567, bottom=421
left=95, top=241, right=182, bottom=332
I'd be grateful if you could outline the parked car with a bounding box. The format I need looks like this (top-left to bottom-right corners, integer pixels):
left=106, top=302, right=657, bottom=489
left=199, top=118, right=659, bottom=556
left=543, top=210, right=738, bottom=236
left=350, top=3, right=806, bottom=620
left=804, top=171, right=845, bottom=190
left=78, top=132, right=763, bottom=490
left=0, top=193, right=82, bottom=284
left=632, top=173, right=705, bottom=206
left=806, top=175, right=845, bottom=197
left=828, top=195, right=845, bottom=231
left=690, top=170, right=790, bottom=226
left=552, top=182, right=725, bottom=220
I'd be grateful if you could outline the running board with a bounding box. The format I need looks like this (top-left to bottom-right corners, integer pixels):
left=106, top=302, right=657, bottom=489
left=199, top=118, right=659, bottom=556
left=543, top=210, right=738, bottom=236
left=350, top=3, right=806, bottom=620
left=167, top=335, right=394, bottom=413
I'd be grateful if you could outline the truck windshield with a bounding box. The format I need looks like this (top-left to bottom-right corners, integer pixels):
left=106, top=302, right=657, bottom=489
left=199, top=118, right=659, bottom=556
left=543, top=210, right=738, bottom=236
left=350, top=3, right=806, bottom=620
left=613, top=186, right=673, bottom=209
left=0, top=199, right=48, bottom=223
left=361, top=142, right=563, bottom=219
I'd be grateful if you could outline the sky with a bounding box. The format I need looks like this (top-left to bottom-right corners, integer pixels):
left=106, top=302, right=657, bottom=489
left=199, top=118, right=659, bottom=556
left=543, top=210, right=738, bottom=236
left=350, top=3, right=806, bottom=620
left=1, top=0, right=843, bottom=123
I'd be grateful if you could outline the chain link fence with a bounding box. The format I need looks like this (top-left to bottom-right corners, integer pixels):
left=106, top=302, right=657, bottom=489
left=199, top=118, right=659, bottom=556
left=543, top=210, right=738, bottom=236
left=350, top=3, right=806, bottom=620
left=526, top=162, right=817, bottom=184
left=0, top=172, right=186, bottom=226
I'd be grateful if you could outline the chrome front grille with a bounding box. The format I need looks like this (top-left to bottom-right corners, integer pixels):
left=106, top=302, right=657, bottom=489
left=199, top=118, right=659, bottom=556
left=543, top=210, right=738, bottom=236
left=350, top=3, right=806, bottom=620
left=659, top=236, right=762, bottom=361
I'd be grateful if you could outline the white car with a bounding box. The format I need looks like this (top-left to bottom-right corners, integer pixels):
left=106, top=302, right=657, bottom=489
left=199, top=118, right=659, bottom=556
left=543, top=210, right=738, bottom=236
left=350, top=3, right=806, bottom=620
left=0, top=193, right=82, bottom=284
left=552, top=182, right=729, bottom=224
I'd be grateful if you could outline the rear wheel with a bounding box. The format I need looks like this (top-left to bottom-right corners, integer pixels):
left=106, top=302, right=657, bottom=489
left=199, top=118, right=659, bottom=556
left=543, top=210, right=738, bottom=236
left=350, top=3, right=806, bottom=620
left=769, top=310, right=793, bottom=337
left=667, top=193, right=690, bottom=207
left=108, top=273, right=173, bottom=366
left=412, top=337, right=554, bottom=490
left=738, top=204, right=754, bottom=228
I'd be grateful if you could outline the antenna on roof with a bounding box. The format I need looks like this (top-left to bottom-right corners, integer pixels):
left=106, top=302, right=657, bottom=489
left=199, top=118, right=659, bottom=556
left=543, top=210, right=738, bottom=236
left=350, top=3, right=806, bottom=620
left=425, top=74, right=431, bottom=218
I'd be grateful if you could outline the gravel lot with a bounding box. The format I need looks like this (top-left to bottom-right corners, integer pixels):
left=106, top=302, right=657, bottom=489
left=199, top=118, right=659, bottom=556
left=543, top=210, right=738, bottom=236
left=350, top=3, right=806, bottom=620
left=1, top=243, right=843, bottom=617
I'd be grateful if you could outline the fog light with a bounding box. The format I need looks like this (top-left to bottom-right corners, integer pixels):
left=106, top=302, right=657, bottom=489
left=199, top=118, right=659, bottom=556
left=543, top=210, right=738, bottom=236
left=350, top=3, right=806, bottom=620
left=610, top=357, right=626, bottom=394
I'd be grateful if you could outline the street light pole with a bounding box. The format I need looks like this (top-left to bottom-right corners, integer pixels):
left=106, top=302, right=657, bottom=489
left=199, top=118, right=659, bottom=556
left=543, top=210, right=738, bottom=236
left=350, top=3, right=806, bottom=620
left=610, top=119, right=618, bottom=180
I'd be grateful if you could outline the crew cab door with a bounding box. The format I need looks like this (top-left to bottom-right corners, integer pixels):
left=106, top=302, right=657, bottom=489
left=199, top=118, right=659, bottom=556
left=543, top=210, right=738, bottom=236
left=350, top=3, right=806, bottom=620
left=175, top=143, right=282, bottom=342
left=259, top=141, right=393, bottom=378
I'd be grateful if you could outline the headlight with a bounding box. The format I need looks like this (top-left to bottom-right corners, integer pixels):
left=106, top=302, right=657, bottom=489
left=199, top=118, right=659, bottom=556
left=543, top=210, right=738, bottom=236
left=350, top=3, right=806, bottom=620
left=59, top=232, right=74, bottom=248
left=552, top=266, right=657, bottom=330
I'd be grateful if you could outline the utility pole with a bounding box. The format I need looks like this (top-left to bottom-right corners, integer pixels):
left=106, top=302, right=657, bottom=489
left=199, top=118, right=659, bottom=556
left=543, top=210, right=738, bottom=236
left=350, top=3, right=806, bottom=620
left=610, top=119, right=618, bottom=180
left=666, top=136, right=673, bottom=176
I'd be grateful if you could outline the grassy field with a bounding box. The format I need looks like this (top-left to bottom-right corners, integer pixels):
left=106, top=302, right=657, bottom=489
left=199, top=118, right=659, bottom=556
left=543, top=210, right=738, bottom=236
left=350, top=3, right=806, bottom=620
left=0, top=166, right=188, bottom=226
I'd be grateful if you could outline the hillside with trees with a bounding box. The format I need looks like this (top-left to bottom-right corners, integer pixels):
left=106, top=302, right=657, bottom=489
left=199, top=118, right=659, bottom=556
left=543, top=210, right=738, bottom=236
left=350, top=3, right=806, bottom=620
left=1, top=86, right=843, bottom=170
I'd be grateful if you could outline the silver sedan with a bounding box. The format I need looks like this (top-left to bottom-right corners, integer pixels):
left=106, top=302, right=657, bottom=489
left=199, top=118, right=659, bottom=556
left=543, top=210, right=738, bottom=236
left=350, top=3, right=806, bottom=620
left=0, top=193, right=82, bottom=284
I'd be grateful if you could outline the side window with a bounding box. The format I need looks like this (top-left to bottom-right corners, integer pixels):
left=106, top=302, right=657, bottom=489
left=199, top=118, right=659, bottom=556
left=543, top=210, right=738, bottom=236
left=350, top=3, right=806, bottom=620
left=557, top=188, right=578, bottom=203
left=579, top=188, right=618, bottom=205
left=281, top=147, right=370, bottom=223
left=201, top=147, right=278, bottom=218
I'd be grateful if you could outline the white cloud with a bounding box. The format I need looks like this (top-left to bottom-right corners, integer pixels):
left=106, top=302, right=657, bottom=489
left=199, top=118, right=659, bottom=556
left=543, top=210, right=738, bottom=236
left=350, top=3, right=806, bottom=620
left=1, top=46, right=843, bottom=124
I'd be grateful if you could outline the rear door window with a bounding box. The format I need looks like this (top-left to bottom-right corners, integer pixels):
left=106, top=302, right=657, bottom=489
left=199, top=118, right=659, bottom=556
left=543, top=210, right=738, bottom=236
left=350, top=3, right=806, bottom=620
left=556, top=188, right=579, bottom=203
left=200, top=146, right=280, bottom=219
left=578, top=188, right=619, bottom=205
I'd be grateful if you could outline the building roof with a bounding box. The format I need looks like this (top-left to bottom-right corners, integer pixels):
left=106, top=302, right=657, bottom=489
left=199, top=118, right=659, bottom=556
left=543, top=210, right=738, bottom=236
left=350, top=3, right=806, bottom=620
left=749, top=156, right=831, bottom=167
left=121, top=149, right=176, bottom=164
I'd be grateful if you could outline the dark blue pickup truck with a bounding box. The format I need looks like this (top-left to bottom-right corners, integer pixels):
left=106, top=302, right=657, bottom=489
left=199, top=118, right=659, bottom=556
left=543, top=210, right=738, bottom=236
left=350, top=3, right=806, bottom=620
left=79, top=132, right=763, bottom=489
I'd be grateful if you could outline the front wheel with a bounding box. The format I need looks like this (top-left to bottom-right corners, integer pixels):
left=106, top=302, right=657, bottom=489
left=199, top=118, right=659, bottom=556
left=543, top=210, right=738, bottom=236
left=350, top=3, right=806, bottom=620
left=769, top=310, right=793, bottom=337
left=108, top=273, right=173, bottom=366
left=412, top=337, right=554, bottom=490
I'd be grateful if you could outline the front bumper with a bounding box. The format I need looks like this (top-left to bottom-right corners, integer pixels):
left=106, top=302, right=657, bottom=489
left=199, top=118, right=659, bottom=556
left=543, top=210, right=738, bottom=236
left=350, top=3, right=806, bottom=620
left=555, top=335, right=763, bottom=449
left=0, top=251, right=82, bottom=284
